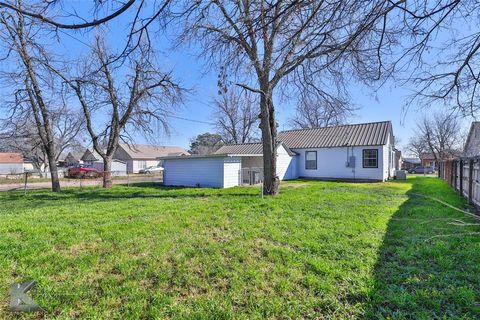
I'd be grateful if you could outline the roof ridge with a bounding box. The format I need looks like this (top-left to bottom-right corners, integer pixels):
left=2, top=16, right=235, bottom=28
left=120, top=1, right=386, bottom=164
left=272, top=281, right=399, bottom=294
left=219, top=142, right=262, bottom=147
left=279, top=120, right=391, bottom=134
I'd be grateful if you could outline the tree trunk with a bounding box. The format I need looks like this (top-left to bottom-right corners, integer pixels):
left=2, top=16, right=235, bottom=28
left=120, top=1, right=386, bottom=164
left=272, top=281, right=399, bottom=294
left=103, top=156, right=113, bottom=188
left=260, top=92, right=279, bottom=195
left=46, top=152, right=61, bottom=192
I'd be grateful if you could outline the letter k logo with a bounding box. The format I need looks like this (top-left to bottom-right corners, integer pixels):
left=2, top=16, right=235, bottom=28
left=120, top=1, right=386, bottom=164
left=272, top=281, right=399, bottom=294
left=9, top=281, right=43, bottom=312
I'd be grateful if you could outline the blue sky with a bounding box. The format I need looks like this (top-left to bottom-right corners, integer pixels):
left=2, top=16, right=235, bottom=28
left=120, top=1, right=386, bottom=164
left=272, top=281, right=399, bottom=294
left=1, top=2, right=474, bottom=155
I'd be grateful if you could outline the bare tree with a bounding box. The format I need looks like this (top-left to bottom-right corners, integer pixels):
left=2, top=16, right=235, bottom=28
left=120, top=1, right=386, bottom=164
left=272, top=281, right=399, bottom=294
left=0, top=6, right=66, bottom=191
left=58, top=37, right=183, bottom=188
left=289, top=91, right=354, bottom=129
left=0, top=0, right=174, bottom=63
left=0, top=106, right=84, bottom=173
left=415, top=112, right=464, bottom=162
left=406, top=135, right=428, bottom=159
left=176, top=1, right=395, bottom=195
left=383, top=1, right=480, bottom=118
left=214, top=72, right=258, bottom=143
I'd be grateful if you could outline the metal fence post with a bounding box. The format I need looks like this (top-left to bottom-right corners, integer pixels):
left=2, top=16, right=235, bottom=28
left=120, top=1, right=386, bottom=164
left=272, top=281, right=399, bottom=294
left=23, top=172, right=28, bottom=195
left=459, top=159, right=464, bottom=196
left=469, top=159, right=474, bottom=205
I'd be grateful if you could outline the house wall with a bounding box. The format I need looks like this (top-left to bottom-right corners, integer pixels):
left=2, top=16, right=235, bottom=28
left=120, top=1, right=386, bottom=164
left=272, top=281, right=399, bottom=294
left=0, top=163, right=24, bottom=175
left=277, top=144, right=296, bottom=180
left=241, top=156, right=263, bottom=168
left=91, top=160, right=127, bottom=175
left=131, top=160, right=160, bottom=173
left=465, top=124, right=480, bottom=157
left=293, top=146, right=385, bottom=181
left=163, top=157, right=231, bottom=188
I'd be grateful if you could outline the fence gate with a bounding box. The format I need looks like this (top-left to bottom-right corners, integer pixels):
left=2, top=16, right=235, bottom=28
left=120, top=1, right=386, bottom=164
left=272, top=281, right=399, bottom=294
left=240, top=167, right=263, bottom=185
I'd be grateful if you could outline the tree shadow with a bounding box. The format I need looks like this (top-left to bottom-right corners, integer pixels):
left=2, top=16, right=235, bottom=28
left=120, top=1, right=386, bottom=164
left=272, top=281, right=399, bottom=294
left=1, top=183, right=260, bottom=211
left=366, top=177, right=480, bottom=318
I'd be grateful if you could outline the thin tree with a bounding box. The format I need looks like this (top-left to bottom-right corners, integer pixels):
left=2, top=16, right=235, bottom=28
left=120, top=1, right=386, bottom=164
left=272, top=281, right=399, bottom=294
left=57, top=37, right=183, bottom=188
left=214, top=71, right=258, bottom=144
left=289, top=91, right=354, bottom=129
left=415, top=112, right=464, bottom=162
left=0, top=7, right=65, bottom=191
left=176, top=1, right=396, bottom=195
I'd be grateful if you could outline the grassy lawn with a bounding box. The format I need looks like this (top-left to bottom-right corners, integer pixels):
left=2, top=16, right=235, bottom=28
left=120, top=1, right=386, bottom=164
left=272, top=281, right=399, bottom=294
left=0, top=177, right=479, bottom=319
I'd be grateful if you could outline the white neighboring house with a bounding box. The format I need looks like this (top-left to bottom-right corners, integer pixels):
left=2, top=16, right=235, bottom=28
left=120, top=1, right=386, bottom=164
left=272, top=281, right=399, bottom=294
left=81, top=149, right=127, bottom=175
left=464, top=122, right=480, bottom=157
left=160, top=121, right=397, bottom=188
left=0, top=153, right=24, bottom=175
left=113, top=144, right=190, bottom=173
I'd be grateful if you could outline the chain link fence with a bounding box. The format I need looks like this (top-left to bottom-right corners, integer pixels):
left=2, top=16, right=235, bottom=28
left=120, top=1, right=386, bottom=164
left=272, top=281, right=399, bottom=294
left=0, top=170, right=163, bottom=192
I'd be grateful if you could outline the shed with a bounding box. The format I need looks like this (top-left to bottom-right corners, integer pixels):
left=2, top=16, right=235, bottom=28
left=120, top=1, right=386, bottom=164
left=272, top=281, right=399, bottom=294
left=160, top=142, right=296, bottom=188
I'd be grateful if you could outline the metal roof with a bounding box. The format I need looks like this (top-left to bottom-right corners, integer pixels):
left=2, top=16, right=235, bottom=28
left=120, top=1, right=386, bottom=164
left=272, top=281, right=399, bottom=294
left=277, top=121, right=392, bottom=149
left=214, top=142, right=296, bottom=156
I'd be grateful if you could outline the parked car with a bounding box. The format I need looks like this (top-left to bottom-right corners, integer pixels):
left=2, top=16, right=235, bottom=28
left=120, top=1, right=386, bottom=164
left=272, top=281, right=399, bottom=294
left=408, top=166, right=435, bottom=174
left=139, top=166, right=164, bottom=174
left=68, top=165, right=102, bottom=178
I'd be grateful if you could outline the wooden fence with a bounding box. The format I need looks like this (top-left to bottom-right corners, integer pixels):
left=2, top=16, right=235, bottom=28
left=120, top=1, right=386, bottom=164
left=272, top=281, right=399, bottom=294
left=439, top=157, right=480, bottom=208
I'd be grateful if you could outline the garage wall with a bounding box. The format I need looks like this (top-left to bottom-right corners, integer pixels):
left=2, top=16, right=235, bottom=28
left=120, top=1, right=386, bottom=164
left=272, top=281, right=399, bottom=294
left=223, top=157, right=241, bottom=188
left=163, top=157, right=227, bottom=188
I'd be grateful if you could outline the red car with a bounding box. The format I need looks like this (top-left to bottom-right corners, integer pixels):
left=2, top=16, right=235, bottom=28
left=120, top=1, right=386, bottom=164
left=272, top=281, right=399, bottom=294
left=68, top=165, right=102, bottom=179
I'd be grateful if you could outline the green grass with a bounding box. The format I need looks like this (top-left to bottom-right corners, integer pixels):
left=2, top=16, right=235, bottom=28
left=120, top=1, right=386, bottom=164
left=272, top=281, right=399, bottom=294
left=0, top=177, right=479, bottom=319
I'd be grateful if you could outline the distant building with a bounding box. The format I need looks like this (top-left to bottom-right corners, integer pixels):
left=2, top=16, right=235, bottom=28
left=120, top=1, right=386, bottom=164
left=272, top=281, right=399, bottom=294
left=0, top=153, right=24, bottom=175
left=402, top=158, right=421, bottom=170
left=464, top=122, right=480, bottom=157
left=81, top=149, right=127, bottom=175
left=113, top=144, right=190, bottom=173
left=64, top=151, right=84, bottom=167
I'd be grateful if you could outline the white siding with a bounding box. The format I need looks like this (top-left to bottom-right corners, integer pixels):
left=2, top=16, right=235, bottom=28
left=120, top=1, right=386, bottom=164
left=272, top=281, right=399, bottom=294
left=131, top=160, right=160, bottom=173
left=0, top=163, right=24, bottom=175
left=163, top=157, right=241, bottom=188
left=293, top=146, right=385, bottom=181
left=277, top=145, right=296, bottom=180
left=223, top=157, right=242, bottom=188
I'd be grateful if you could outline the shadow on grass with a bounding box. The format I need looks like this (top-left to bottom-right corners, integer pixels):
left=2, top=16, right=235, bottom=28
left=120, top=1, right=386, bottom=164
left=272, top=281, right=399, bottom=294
left=2, top=183, right=259, bottom=208
left=366, top=178, right=480, bottom=318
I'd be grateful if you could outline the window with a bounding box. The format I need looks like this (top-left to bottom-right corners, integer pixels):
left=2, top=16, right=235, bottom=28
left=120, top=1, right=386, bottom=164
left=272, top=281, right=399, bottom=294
left=363, top=149, right=378, bottom=168
left=305, top=151, right=317, bottom=170
left=138, top=160, right=147, bottom=169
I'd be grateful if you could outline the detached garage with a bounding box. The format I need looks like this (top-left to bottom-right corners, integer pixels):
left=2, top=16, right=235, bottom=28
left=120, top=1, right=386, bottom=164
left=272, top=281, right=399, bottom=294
left=161, top=155, right=242, bottom=188
left=159, top=142, right=296, bottom=188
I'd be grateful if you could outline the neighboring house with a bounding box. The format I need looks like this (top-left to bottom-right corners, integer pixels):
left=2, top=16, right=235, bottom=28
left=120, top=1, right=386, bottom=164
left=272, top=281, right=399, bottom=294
left=160, top=121, right=397, bottom=188
left=464, top=122, right=480, bottom=157
left=420, top=153, right=437, bottom=168
left=81, top=149, right=127, bottom=175
left=64, top=151, right=84, bottom=167
left=402, top=158, right=421, bottom=170
left=0, top=153, right=24, bottom=175
left=113, top=144, right=190, bottom=173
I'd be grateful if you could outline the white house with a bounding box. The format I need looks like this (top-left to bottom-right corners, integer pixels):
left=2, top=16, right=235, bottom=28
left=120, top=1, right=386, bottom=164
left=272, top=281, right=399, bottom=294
left=113, top=144, right=190, bottom=173
left=0, top=153, right=24, bottom=175
left=81, top=149, right=127, bottom=175
left=161, top=121, right=397, bottom=188
left=464, top=122, right=480, bottom=157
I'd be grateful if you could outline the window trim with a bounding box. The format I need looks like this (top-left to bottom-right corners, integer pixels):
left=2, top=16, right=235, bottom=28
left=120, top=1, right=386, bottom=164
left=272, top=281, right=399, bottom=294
left=305, top=151, right=317, bottom=170
left=362, top=149, right=378, bottom=168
